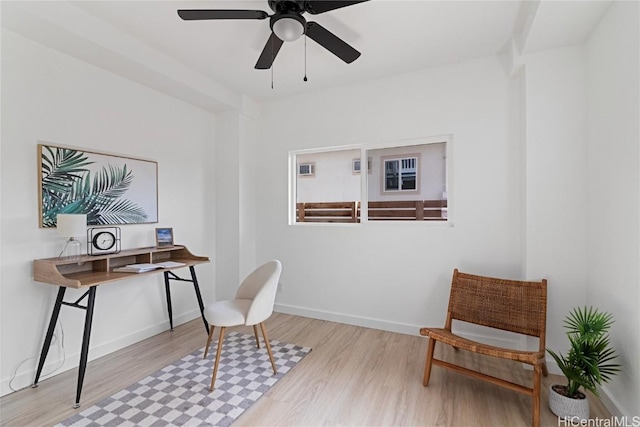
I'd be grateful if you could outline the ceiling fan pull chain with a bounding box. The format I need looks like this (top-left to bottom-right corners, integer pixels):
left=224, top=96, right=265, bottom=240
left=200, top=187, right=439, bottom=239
left=271, top=36, right=274, bottom=89
left=303, top=33, right=308, bottom=82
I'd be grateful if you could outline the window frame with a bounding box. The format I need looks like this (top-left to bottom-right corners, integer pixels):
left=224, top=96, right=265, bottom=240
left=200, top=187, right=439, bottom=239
left=380, top=154, right=420, bottom=194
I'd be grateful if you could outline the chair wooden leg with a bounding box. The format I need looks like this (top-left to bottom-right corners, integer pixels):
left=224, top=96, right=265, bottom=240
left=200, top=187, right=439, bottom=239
left=253, top=324, right=261, bottom=348
left=541, top=360, right=548, bottom=377
left=532, top=363, right=541, bottom=427
left=203, top=325, right=215, bottom=359
left=423, top=339, right=436, bottom=386
left=260, top=322, right=277, bottom=375
left=210, top=327, right=226, bottom=392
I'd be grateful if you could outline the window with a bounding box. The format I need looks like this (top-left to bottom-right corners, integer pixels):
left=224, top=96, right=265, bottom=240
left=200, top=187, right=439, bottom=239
left=383, top=156, right=418, bottom=192
left=298, top=162, right=315, bottom=177
left=290, top=137, right=450, bottom=224
left=352, top=158, right=372, bottom=174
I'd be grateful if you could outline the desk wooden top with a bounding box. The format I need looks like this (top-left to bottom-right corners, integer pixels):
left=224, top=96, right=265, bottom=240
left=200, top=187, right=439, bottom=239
left=34, top=245, right=210, bottom=289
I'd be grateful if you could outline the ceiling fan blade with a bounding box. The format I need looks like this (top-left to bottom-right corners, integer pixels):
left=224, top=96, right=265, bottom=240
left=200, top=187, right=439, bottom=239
left=255, top=33, right=285, bottom=69
left=305, top=22, right=360, bottom=64
left=177, top=10, right=269, bottom=20
left=304, top=1, right=369, bottom=14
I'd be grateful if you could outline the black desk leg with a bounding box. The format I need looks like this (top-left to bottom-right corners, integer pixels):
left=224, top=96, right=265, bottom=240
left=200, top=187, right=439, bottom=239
left=163, top=272, right=174, bottom=331
left=32, top=286, right=67, bottom=388
left=74, top=286, right=97, bottom=408
left=189, top=266, right=209, bottom=334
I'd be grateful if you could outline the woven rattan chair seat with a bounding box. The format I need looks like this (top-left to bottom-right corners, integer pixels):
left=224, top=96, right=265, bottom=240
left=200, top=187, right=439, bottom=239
left=420, top=327, right=545, bottom=365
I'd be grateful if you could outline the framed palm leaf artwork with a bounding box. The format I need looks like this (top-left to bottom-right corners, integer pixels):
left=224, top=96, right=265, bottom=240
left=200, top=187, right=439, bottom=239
left=38, top=143, right=158, bottom=228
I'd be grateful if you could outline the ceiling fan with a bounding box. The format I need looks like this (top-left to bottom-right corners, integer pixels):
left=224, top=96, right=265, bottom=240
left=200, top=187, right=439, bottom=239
left=177, top=1, right=369, bottom=70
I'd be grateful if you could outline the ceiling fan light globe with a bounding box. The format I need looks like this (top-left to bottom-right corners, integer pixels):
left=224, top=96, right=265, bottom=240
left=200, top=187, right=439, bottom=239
left=273, top=17, right=305, bottom=41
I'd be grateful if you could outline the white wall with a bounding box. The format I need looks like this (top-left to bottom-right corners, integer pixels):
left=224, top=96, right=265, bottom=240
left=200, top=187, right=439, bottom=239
left=521, top=44, right=589, bottom=349
left=0, top=30, right=216, bottom=396
left=257, top=56, right=527, bottom=340
left=214, top=111, right=241, bottom=301
left=214, top=109, right=260, bottom=301
left=586, top=1, right=640, bottom=415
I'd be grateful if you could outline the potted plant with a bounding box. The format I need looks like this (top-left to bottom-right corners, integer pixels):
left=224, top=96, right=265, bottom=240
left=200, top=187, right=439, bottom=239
left=547, top=306, right=621, bottom=420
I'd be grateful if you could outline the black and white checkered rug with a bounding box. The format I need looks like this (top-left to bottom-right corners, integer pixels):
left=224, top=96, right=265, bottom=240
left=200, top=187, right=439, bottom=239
left=56, top=332, right=311, bottom=427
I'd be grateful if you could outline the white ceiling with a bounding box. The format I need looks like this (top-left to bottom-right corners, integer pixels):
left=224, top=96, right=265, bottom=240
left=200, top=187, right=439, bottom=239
left=1, top=0, right=611, bottom=112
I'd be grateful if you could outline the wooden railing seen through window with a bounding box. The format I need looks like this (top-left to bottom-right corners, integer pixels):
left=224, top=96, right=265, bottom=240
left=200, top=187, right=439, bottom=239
left=295, top=200, right=447, bottom=223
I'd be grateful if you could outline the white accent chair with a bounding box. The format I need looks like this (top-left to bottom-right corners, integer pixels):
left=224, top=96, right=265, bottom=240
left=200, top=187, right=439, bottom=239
left=203, top=260, right=282, bottom=391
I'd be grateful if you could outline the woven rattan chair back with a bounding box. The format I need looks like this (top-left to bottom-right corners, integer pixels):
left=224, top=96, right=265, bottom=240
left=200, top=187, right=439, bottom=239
left=446, top=269, right=547, bottom=339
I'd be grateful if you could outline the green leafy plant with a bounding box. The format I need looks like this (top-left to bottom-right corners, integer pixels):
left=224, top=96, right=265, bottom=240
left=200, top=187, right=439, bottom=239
left=41, top=147, right=148, bottom=227
left=547, top=306, right=621, bottom=399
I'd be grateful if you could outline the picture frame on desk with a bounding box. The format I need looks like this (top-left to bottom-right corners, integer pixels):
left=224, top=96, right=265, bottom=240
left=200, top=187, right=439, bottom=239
left=156, top=227, right=174, bottom=248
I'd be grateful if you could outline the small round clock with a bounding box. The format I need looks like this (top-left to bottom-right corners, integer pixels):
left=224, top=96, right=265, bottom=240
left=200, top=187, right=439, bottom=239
left=93, top=231, right=115, bottom=250
left=87, top=227, right=121, bottom=255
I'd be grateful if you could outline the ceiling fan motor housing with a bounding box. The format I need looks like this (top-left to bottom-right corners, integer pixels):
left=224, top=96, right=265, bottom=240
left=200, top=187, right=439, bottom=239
left=268, top=0, right=306, bottom=14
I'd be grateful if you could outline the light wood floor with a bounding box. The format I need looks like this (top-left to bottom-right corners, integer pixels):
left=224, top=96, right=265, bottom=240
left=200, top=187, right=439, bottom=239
left=1, top=313, right=611, bottom=426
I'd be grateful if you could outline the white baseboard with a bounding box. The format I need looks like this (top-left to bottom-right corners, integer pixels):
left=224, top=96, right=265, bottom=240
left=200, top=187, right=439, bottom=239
left=274, top=302, right=525, bottom=348
left=1, top=309, right=200, bottom=397
left=598, top=384, right=626, bottom=417
left=274, top=302, right=422, bottom=336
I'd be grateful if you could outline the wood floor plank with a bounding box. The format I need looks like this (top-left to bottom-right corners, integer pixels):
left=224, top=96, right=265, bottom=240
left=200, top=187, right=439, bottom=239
left=1, top=313, right=612, bottom=426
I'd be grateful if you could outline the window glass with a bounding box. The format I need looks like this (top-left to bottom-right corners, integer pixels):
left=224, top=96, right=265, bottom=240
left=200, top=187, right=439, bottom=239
left=291, top=139, right=448, bottom=224
left=383, top=156, right=418, bottom=191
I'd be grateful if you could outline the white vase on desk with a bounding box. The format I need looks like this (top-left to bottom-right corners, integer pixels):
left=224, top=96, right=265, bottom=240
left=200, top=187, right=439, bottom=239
left=63, top=237, right=82, bottom=261
left=56, top=213, right=86, bottom=261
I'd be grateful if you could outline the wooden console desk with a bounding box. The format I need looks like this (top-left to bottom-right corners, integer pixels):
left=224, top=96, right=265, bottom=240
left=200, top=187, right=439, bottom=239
left=32, top=245, right=210, bottom=408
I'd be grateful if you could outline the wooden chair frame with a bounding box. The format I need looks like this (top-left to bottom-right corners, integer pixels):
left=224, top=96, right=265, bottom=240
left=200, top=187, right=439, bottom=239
left=203, top=322, right=277, bottom=392
left=420, top=269, right=548, bottom=427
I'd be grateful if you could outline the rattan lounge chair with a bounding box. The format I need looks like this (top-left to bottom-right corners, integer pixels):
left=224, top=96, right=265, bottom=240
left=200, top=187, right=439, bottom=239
left=420, top=269, right=548, bottom=427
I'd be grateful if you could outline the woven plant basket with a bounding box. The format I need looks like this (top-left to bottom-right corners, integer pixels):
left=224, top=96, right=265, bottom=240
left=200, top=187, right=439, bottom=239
left=549, top=385, right=589, bottom=421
